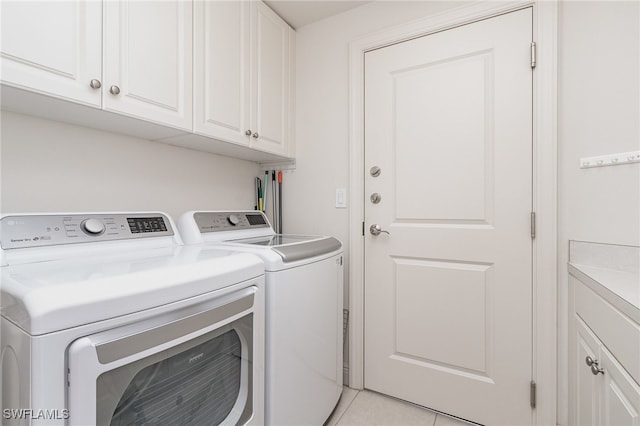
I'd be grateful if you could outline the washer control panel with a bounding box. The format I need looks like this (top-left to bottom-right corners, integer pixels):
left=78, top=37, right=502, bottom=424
left=0, top=214, right=173, bottom=249
left=194, top=211, right=270, bottom=233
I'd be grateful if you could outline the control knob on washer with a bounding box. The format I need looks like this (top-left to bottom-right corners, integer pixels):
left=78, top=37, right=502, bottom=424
left=81, top=218, right=106, bottom=235
left=227, top=214, right=241, bottom=226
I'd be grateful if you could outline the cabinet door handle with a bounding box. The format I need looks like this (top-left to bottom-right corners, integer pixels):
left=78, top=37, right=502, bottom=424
left=109, top=85, right=121, bottom=95
left=245, top=130, right=252, bottom=136
left=586, top=356, right=604, bottom=375
left=591, top=364, right=604, bottom=376
left=252, top=132, right=259, bottom=139
left=89, top=79, right=102, bottom=89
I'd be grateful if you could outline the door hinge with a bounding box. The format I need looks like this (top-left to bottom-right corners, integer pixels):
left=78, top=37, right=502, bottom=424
left=362, top=221, right=365, bottom=236
left=530, top=212, right=536, bottom=239
left=530, top=42, right=537, bottom=69
left=530, top=380, right=537, bottom=408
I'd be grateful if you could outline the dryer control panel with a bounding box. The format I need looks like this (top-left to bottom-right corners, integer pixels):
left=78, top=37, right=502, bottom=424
left=194, top=212, right=270, bottom=233
left=0, top=213, right=174, bottom=249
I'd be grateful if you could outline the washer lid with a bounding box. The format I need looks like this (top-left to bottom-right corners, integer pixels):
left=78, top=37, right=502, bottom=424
left=0, top=246, right=263, bottom=335
left=228, top=235, right=342, bottom=263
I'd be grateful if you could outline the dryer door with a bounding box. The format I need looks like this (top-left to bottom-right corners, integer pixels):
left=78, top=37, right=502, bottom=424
left=67, top=287, right=261, bottom=426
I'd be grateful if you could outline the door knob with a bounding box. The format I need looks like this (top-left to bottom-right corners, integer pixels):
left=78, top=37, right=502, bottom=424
left=370, top=193, right=381, bottom=204
left=109, top=85, right=121, bottom=95
left=89, top=79, right=102, bottom=89
left=585, top=356, right=596, bottom=367
left=370, top=224, right=389, bottom=236
left=370, top=166, right=381, bottom=177
left=252, top=132, right=259, bottom=139
left=245, top=130, right=252, bottom=136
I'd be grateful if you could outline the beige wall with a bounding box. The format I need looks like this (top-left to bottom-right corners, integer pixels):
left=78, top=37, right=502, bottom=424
left=0, top=111, right=259, bottom=220
left=557, top=1, right=640, bottom=423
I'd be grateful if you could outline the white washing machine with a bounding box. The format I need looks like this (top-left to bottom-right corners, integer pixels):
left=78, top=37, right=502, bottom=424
left=0, top=212, right=265, bottom=426
left=178, top=210, right=344, bottom=426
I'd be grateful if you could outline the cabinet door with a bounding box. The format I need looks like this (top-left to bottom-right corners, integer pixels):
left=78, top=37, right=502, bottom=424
left=600, top=347, right=640, bottom=426
left=251, top=2, right=292, bottom=156
left=0, top=0, right=101, bottom=106
left=576, top=317, right=602, bottom=426
left=103, top=0, right=192, bottom=130
left=194, top=0, right=251, bottom=145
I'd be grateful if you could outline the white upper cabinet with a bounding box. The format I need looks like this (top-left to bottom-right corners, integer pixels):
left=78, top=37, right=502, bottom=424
left=1, top=0, right=293, bottom=162
left=194, top=0, right=294, bottom=157
left=251, top=1, right=293, bottom=156
left=103, top=1, right=193, bottom=130
left=194, top=1, right=251, bottom=145
left=0, top=1, right=102, bottom=106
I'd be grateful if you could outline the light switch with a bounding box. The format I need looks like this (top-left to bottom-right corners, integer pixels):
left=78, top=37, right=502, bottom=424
left=336, top=188, right=347, bottom=208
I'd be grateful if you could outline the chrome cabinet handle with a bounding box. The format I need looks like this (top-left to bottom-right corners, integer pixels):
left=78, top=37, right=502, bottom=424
left=586, top=356, right=604, bottom=375
left=252, top=132, right=259, bottom=139
left=370, top=193, right=381, bottom=204
left=370, top=166, right=381, bottom=177
left=89, top=79, right=102, bottom=89
left=109, top=85, right=121, bottom=95
left=370, top=224, right=389, bottom=236
left=591, top=364, right=604, bottom=375
left=245, top=130, right=252, bottom=136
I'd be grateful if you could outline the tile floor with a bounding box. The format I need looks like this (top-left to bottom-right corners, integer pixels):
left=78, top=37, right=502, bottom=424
left=325, top=388, right=475, bottom=426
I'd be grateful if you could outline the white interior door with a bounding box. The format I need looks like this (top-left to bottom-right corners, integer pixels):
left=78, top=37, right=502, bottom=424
left=364, top=9, right=533, bottom=426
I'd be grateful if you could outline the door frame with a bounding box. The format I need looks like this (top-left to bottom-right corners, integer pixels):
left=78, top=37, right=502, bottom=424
left=347, top=1, right=558, bottom=425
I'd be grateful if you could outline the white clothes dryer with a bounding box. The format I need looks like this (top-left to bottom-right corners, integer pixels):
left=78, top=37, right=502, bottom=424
left=178, top=210, right=344, bottom=426
left=0, top=212, right=265, bottom=426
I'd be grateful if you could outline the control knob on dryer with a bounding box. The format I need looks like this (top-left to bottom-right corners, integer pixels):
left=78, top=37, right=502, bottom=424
left=227, top=214, right=241, bottom=226
left=80, top=218, right=106, bottom=235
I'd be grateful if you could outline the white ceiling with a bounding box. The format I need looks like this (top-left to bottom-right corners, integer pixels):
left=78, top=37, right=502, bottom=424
left=264, top=1, right=372, bottom=29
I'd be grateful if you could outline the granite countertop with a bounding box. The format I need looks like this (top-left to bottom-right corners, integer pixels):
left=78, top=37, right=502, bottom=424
left=569, top=241, right=640, bottom=318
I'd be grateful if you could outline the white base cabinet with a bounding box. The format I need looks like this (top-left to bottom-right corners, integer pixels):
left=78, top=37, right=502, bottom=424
left=569, top=274, right=640, bottom=426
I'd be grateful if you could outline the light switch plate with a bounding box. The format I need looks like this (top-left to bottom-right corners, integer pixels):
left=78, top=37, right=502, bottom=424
left=336, top=188, right=347, bottom=208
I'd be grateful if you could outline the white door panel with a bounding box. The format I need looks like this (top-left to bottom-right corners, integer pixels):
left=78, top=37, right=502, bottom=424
left=365, top=9, right=533, bottom=425
left=252, top=2, right=290, bottom=155
left=0, top=0, right=102, bottom=106
left=194, top=0, right=251, bottom=145
left=103, top=0, right=192, bottom=130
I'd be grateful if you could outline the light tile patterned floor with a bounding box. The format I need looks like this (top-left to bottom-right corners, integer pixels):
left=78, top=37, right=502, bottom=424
left=325, top=388, right=475, bottom=426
